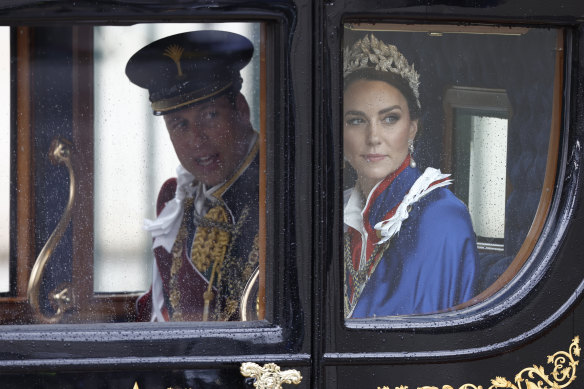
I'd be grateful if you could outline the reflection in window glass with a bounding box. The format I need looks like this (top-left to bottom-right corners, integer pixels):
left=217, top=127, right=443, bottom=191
left=0, top=27, right=9, bottom=293
left=93, top=23, right=260, bottom=293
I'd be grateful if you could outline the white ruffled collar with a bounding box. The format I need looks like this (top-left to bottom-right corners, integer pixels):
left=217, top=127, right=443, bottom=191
left=374, top=167, right=451, bottom=244
left=343, top=167, right=452, bottom=245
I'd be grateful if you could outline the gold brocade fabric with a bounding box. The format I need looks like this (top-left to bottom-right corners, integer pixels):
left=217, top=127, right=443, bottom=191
left=190, top=205, right=231, bottom=281
left=219, top=232, right=259, bottom=320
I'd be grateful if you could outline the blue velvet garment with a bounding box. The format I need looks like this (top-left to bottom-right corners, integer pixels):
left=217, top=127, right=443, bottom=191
left=349, top=166, right=479, bottom=318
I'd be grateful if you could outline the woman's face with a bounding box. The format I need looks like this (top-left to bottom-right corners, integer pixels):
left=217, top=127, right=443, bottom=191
left=343, top=79, right=418, bottom=194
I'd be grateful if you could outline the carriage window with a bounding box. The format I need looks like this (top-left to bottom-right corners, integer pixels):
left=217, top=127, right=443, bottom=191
left=2, top=22, right=267, bottom=324
left=343, top=24, right=561, bottom=321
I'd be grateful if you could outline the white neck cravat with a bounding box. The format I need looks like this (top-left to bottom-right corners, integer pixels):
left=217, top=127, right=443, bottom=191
left=143, top=165, right=197, bottom=252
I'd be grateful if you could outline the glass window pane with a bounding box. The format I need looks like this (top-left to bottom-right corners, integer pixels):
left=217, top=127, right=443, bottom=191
left=4, top=22, right=266, bottom=324
left=89, top=22, right=265, bottom=323
left=93, top=23, right=260, bottom=294
left=342, top=24, right=561, bottom=321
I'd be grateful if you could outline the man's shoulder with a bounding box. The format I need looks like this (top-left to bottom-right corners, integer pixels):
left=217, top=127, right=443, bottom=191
left=157, top=178, right=178, bottom=216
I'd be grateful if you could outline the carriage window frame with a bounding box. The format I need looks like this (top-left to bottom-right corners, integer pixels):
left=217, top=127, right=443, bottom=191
left=0, top=21, right=279, bottom=326
left=340, top=22, right=564, bottom=329
left=0, top=0, right=315, bottom=368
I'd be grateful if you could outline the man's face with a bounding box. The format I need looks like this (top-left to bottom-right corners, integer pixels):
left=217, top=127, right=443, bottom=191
left=163, top=94, right=254, bottom=187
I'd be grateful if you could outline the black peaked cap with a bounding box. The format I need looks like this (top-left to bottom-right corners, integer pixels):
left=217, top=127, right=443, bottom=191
left=126, top=30, right=253, bottom=115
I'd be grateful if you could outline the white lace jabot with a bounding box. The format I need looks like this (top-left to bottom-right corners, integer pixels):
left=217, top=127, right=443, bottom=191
left=142, top=165, right=197, bottom=251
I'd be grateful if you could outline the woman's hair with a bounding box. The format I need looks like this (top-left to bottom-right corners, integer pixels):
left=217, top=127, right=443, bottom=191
left=344, top=68, right=421, bottom=120
left=343, top=34, right=421, bottom=120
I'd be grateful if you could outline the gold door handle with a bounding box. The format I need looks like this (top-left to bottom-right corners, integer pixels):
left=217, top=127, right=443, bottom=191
left=241, top=362, right=303, bottom=389
left=27, top=137, right=76, bottom=324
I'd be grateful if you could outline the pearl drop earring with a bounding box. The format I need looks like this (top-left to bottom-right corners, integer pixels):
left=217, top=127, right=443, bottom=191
left=408, top=139, right=416, bottom=168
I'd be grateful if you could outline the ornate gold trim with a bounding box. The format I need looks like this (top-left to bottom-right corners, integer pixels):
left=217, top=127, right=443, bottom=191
left=241, top=362, right=303, bottom=389
left=379, top=336, right=580, bottom=389
left=151, top=81, right=233, bottom=113
left=213, top=139, right=259, bottom=198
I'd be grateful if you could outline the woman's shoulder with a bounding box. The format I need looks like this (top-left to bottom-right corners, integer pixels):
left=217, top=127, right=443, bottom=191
left=405, top=167, right=469, bottom=218
left=416, top=186, right=474, bottom=232
left=426, top=186, right=468, bottom=210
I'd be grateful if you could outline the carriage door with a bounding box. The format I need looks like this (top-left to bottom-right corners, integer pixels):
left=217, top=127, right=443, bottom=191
left=321, top=1, right=584, bottom=389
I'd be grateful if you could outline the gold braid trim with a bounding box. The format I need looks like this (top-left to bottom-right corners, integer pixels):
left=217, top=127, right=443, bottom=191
left=191, top=205, right=231, bottom=279
left=190, top=204, right=233, bottom=321
left=212, top=140, right=259, bottom=198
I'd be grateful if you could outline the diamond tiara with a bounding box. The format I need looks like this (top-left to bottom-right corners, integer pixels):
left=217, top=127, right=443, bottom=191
left=343, top=34, right=420, bottom=109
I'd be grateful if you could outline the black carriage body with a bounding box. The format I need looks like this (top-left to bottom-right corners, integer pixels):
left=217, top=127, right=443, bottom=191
left=0, top=1, right=583, bottom=389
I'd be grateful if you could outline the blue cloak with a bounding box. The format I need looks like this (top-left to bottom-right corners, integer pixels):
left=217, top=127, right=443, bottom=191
left=345, top=164, right=478, bottom=318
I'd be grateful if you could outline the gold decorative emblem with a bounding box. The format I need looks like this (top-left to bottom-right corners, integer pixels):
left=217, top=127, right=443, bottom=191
left=379, top=336, right=580, bottom=389
left=164, top=44, right=184, bottom=77
left=240, top=362, right=303, bottom=389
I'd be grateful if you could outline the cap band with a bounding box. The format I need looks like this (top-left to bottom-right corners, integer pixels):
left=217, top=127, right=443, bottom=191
left=152, top=82, right=233, bottom=115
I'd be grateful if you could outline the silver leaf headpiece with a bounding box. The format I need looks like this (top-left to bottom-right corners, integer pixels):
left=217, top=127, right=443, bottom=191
left=344, top=34, right=420, bottom=109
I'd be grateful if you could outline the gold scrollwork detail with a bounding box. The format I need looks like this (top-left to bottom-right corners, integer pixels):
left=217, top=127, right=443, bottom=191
left=241, top=362, right=303, bottom=389
left=379, top=336, right=580, bottom=389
